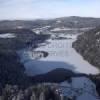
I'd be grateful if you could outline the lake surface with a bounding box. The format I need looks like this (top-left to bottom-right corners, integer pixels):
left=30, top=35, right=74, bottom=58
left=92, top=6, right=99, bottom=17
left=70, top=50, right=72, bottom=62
left=19, top=34, right=99, bottom=76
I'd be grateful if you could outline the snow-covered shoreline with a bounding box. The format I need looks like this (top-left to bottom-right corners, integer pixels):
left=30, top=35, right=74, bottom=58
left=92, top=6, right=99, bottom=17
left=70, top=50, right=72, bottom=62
left=18, top=33, right=99, bottom=76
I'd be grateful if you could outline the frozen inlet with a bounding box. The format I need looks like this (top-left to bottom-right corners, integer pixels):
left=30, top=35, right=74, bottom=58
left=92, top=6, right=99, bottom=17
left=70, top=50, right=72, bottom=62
left=18, top=34, right=99, bottom=76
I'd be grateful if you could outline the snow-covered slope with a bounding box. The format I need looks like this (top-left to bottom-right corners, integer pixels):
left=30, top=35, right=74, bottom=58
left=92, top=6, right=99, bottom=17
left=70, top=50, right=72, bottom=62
left=73, top=27, right=100, bottom=70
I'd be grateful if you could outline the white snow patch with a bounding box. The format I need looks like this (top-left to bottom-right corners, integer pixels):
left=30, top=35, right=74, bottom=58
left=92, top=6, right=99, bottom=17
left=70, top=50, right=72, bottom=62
left=51, top=28, right=76, bottom=32
left=33, top=26, right=51, bottom=31
left=33, top=30, right=41, bottom=34
left=56, top=20, right=62, bottom=23
left=17, top=26, right=23, bottom=29
left=96, top=32, right=100, bottom=35
left=0, top=33, right=16, bottom=38
left=32, top=26, right=51, bottom=34
left=96, top=39, right=100, bottom=43
left=51, top=27, right=93, bottom=32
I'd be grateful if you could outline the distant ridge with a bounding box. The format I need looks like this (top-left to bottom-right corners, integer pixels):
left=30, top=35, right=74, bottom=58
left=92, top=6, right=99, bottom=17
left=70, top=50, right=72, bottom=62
left=0, top=16, right=100, bottom=30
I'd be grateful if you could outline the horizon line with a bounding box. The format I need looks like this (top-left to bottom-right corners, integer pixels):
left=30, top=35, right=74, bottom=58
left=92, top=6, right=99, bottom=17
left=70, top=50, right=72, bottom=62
left=0, top=16, right=100, bottom=21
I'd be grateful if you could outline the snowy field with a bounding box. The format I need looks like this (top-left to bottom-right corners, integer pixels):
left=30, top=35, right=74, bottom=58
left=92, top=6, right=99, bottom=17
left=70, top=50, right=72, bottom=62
left=18, top=33, right=99, bottom=76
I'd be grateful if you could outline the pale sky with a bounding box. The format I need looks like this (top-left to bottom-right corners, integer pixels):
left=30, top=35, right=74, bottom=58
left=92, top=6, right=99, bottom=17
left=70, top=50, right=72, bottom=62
left=0, top=0, right=100, bottom=20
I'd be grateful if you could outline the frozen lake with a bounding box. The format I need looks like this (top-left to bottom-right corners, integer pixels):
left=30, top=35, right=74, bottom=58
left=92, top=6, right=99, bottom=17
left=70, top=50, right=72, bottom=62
left=19, top=34, right=99, bottom=76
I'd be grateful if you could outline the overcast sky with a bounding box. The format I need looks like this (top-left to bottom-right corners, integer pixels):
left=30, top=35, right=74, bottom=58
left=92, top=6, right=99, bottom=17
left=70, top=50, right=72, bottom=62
left=0, top=0, right=100, bottom=20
